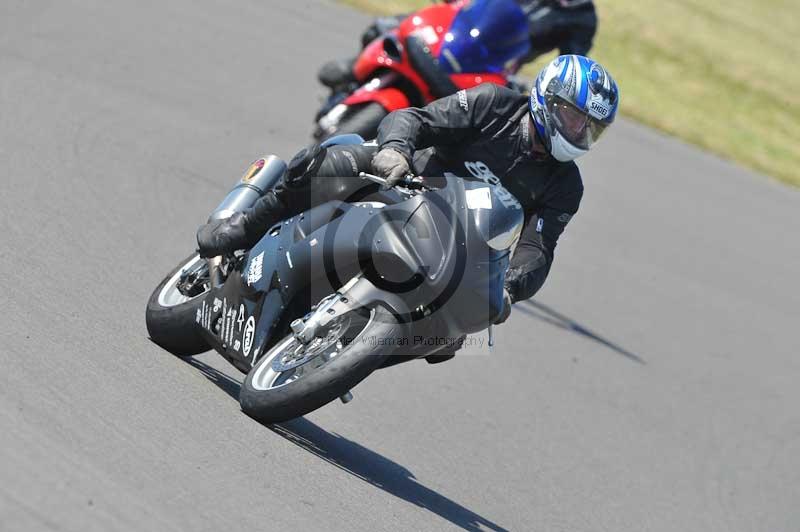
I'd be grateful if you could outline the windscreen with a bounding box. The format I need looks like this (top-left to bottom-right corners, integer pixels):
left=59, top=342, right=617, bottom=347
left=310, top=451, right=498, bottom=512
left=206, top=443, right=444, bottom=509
left=437, top=0, right=530, bottom=74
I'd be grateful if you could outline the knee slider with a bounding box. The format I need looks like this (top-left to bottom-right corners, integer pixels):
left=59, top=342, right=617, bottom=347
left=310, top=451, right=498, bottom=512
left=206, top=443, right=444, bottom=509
left=287, top=143, right=327, bottom=188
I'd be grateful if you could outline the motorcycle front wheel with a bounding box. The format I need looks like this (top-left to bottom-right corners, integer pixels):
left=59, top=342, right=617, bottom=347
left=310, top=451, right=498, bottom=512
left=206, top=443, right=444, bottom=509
left=239, top=306, right=401, bottom=424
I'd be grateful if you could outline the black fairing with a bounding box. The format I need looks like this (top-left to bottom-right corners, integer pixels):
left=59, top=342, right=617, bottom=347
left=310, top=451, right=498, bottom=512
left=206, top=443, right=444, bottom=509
left=196, top=176, right=521, bottom=371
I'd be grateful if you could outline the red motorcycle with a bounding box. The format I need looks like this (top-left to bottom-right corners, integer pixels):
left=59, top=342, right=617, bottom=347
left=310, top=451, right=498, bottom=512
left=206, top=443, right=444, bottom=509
left=313, top=0, right=531, bottom=140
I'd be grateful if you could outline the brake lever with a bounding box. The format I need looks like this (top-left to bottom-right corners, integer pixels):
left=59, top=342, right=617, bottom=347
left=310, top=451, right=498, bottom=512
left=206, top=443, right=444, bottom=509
left=358, top=172, right=427, bottom=193
left=358, top=172, right=390, bottom=187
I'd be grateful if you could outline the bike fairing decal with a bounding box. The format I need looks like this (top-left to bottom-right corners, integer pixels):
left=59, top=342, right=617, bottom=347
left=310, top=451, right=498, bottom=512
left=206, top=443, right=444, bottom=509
left=196, top=295, right=243, bottom=349
left=197, top=297, right=223, bottom=331
left=235, top=303, right=246, bottom=351
left=247, top=251, right=264, bottom=285
left=223, top=299, right=236, bottom=347
left=242, top=316, right=256, bottom=358
left=242, top=158, right=266, bottom=183
left=465, top=187, right=492, bottom=209
left=190, top=253, right=272, bottom=366
left=221, top=298, right=227, bottom=343
left=223, top=299, right=248, bottom=353
left=461, top=161, right=521, bottom=210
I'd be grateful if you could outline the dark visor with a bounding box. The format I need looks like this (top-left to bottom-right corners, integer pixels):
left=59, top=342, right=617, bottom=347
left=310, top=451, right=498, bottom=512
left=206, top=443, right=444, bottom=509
left=547, top=97, right=607, bottom=150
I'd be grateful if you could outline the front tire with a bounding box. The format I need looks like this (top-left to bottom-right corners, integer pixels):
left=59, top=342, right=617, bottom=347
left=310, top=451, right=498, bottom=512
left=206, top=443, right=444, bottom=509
left=239, top=306, right=401, bottom=424
left=145, top=253, right=211, bottom=357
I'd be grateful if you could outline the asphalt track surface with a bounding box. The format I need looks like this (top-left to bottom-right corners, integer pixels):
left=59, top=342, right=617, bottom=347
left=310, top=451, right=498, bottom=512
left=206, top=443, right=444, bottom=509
left=1, top=1, right=799, bottom=531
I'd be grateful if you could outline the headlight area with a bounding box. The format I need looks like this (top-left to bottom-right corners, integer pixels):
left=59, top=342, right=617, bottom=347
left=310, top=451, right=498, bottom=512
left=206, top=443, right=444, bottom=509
left=469, top=187, right=524, bottom=251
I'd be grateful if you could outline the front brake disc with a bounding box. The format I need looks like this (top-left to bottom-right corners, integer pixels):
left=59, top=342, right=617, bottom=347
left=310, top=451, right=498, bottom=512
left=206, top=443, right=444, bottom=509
left=270, top=317, right=349, bottom=372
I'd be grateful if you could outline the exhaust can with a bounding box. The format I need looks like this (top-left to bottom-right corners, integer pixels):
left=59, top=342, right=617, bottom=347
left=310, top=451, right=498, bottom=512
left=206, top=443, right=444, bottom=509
left=208, top=155, right=287, bottom=222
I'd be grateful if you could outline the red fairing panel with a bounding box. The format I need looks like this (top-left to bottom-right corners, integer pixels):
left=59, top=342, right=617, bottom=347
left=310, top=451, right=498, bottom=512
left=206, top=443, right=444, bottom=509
left=352, top=38, right=393, bottom=81
left=396, top=2, right=461, bottom=57
left=352, top=2, right=460, bottom=89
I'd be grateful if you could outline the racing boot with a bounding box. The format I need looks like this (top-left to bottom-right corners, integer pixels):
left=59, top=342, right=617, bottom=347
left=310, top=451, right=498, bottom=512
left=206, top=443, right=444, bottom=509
left=196, top=190, right=288, bottom=258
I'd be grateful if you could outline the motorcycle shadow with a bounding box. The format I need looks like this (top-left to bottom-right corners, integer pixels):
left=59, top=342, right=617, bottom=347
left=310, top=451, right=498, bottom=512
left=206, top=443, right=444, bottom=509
left=184, top=357, right=510, bottom=532
left=516, top=299, right=646, bottom=364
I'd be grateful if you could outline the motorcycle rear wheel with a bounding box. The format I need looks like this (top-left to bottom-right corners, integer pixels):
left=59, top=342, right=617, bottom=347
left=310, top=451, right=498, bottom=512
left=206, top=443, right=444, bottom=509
left=145, top=253, right=211, bottom=357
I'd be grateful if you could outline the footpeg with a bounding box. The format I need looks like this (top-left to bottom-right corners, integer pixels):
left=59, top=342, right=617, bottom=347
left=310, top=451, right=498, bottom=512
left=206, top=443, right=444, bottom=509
left=290, top=319, right=305, bottom=335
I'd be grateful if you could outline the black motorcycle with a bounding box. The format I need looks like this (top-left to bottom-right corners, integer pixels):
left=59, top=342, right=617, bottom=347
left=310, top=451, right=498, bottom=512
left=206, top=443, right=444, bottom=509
left=145, top=136, right=523, bottom=424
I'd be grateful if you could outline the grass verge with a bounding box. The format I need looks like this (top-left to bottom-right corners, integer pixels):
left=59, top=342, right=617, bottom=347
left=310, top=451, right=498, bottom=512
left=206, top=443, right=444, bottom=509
left=341, top=0, right=800, bottom=187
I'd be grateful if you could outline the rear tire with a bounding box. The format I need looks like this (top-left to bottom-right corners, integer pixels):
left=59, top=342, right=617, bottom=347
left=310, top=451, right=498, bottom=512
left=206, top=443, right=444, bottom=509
left=316, top=103, right=388, bottom=142
left=145, top=253, right=211, bottom=357
left=239, top=306, right=401, bottom=424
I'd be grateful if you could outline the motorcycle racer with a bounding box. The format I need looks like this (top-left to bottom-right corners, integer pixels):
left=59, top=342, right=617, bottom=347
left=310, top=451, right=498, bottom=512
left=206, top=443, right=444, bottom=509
left=318, top=0, right=597, bottom=91
left=199, top=55, right=619, bottom=320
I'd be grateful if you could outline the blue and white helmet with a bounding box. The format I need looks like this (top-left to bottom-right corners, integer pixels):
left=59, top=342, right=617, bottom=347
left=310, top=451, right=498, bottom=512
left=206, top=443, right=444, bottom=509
left=529, top=55, right=619, bottom=162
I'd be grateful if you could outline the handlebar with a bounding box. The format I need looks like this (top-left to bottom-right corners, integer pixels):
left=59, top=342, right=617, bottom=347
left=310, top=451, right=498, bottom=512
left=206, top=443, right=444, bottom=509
left=358, top=172, right=427, bottom=192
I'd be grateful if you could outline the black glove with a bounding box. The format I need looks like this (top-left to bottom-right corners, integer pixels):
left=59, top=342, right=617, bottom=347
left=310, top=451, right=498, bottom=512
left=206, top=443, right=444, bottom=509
left=494, top=289, right=513, bottom=324
left=196, top=212, right=251, bottom=258
left=371, top=148, right=410, bottom=188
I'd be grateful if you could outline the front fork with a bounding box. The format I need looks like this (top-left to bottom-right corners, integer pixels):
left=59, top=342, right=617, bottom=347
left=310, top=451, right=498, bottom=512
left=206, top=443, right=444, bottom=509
left=287, top=274, right=364, bottom=406
left=289, top=275, right=362, bottom=344
left=207, top=256, right=225, bottom=289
